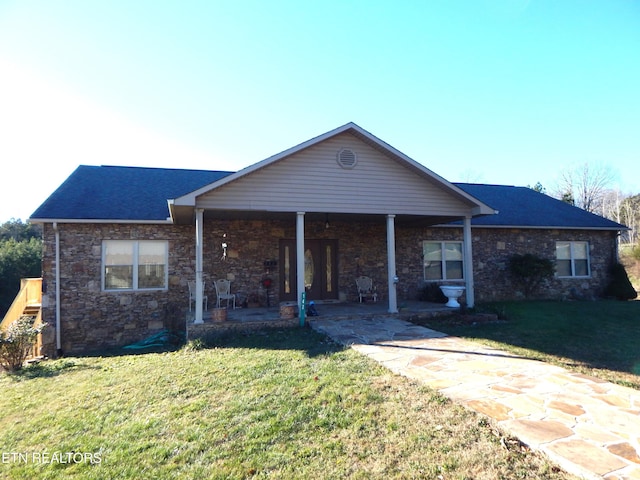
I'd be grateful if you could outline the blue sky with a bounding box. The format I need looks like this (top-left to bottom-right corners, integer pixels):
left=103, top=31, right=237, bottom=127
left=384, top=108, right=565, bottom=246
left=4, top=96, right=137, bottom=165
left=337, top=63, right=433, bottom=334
left=1, top=0, right=639, bottom=222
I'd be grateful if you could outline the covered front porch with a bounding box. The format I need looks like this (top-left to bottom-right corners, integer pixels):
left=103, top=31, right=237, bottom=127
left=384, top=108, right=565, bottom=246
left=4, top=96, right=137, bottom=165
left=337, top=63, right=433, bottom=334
left=187, top=211, right=481, bottom=326
left=170, top=123, right=495, bottom=327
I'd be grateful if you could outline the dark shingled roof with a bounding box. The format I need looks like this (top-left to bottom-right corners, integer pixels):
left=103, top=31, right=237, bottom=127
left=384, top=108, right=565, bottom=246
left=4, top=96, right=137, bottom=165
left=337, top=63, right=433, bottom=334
left=29, top=165, right=627, bottom=231
left=454, top=183, right=626, bottom=230
left=30, top=165, right=233, bottom=221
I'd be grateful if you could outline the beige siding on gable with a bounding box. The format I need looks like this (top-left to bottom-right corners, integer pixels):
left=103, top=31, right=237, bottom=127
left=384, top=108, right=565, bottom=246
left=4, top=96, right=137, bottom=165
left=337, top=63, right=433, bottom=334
left=197, top=132, right=471, bottom=216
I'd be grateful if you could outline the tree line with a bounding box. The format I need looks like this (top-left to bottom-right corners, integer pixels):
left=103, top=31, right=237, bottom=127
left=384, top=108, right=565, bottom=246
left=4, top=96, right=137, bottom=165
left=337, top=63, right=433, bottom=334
left=0, top=220, right=42, bottom=317
left=534, top=162, right=640, bottom=246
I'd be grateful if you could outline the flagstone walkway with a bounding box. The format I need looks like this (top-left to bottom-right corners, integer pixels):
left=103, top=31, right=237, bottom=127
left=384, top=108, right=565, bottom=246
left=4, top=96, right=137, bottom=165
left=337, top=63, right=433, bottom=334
left=310, top=317, right=640, bottom=480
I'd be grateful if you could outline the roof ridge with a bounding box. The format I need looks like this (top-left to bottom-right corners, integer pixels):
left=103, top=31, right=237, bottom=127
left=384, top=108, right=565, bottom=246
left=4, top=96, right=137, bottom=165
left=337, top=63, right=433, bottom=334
left=454, top=182, right=519, bottom=188
left=95, top=164, right=235, bottom=174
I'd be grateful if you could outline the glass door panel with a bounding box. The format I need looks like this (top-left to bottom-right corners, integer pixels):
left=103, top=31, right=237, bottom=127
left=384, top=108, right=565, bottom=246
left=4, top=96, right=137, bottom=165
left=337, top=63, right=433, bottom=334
left=279, top=239, right=338, bottom=302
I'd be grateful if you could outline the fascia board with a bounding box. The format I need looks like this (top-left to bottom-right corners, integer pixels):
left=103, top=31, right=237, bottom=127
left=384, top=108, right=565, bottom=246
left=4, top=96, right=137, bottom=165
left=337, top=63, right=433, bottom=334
left=347, top=124, right=496, bottom=215
left=434, top=223, right=629, bottom=231
left=172, top=123, right=359, bottom=207
left=28, top=218, right=173, bottom=225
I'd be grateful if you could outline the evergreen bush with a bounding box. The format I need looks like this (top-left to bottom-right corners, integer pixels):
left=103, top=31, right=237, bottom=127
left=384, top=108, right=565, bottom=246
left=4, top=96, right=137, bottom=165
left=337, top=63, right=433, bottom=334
left=508, top=253, right=555, bottom=298
left=418, top=283, right=448, bottom=303
left=604, top=263, right=638, bottom=301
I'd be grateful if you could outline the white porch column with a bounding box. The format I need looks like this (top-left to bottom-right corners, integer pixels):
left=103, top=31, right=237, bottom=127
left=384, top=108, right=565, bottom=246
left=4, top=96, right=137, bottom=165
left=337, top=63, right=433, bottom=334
left=194, top=208, right=204, bottom=324
left=296, top=212, right=305, bottom=312
left=386, top=214, right=398, bottom=313
left=463, top=216, right=475, bottom=308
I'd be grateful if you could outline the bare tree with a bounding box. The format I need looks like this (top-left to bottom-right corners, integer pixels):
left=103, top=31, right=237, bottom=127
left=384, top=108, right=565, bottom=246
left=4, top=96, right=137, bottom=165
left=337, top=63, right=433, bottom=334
left=553, top=161, right=616, bottom=213
left=602, top=189, right=625, bottom=225
left=601, top=190, right=639, bottom=245
left=620, top=194, right=640, bottom=245
left=458, top=168, right=486, bottom=184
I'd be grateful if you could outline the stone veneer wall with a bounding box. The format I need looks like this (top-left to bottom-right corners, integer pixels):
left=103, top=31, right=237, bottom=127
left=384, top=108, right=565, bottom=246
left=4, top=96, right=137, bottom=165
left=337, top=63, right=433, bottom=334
left=469, top=227, right=618, bottom=302
left=40, top=223, right=195, bottom=357
left=40, top=220, right=618, bottom=355
left=204, top=218, right=393, bottom=305
left=187, top=318, right=299, bottom=341
left=394, top=226, right=618, bottom=302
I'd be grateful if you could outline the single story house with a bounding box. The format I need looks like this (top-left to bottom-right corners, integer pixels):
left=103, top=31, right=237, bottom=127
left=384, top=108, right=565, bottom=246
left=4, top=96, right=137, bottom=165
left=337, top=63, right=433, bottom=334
left=30, top=122, right=627, bottom=356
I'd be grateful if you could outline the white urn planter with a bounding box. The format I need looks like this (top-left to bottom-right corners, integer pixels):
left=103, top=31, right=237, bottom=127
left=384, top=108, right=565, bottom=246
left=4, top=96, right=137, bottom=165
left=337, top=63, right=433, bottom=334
left=439, top=285, right=465, bottom=308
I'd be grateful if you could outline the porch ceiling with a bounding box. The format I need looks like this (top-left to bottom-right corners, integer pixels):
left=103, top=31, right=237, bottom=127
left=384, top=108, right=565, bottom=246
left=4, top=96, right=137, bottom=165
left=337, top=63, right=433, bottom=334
left=194, top=209, right=461, bottom=227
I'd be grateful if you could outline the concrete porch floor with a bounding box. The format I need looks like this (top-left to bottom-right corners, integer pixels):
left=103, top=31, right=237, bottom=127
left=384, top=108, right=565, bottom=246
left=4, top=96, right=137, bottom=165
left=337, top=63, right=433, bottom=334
left=188, top=299, right=456, bottom=325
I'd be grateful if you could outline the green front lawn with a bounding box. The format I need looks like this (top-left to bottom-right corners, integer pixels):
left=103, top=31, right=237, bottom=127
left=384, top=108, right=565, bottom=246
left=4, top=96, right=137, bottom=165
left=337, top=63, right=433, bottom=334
left=0, top=329, right=572, bottom=479
left=418, top=300, right=640, bottom=389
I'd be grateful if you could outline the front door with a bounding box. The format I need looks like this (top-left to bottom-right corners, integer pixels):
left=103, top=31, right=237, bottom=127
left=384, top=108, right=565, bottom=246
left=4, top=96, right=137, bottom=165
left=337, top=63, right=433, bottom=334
left=279, top=239, right=338, bottom=302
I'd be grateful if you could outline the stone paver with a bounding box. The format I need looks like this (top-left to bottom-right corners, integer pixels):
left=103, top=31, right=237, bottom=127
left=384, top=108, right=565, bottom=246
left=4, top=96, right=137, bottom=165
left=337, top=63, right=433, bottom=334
left=310, top=316, right=640, bottom=480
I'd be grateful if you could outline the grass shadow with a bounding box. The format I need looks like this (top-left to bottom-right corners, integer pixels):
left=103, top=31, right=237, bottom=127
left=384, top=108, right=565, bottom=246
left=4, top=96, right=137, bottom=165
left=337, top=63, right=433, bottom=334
left=62, top=328, right=185, bottom=359
left=188, top=326, right=346, bottom=358
left=79, top=344, right=182, bottom=358
left=60, top=327, right=342, bottom=362
left=6, top=358, right=100, bottom=381
left=413, top=300, right=640, bottom=388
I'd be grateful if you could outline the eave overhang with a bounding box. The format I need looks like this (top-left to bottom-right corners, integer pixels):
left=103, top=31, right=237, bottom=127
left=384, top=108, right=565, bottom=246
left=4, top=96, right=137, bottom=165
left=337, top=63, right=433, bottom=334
left=436, top=223, right=628, bottom=231
left=29, top=217, right=173, bottom=225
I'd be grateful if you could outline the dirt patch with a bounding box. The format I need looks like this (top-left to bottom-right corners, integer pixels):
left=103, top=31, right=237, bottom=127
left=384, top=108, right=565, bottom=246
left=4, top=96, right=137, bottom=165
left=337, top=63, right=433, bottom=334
left=411, top=312, right=504, bottom=328
left=444, top=312, right=503, bottom=326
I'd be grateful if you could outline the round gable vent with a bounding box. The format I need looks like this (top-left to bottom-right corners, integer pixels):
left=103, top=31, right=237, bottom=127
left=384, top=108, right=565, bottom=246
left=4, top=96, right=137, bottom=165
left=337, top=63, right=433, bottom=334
left=337, top=148, right=357, bottom=169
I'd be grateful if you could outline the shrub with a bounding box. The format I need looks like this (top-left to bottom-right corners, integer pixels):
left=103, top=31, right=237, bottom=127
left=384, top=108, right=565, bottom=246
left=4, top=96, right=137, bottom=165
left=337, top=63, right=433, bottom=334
left=0, top=316, right=46, bottom=372
left=604, top=263, right=638, bottom=301
left=508, top=254, right=555, bottom=298
left=182, top=338, right=206, bottom=352
left=418, top=283, right=448, bottom=303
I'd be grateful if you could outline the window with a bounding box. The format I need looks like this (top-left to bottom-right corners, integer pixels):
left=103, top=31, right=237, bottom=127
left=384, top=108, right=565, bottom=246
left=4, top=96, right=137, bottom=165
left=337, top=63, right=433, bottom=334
left=103, top=240, right=168, bottom=290
left=556, top=241, right=590, bottom=277
left=423, top=241, right=464, bottom=281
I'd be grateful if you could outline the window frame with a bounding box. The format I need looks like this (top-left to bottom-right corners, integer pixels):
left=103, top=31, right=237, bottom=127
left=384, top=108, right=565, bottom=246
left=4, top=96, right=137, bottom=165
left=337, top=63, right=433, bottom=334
left=422, top=240, right=465, bottom=282
left=555, top=241, right=591, bottom=278
left=102, top=240, right=169, bottom=291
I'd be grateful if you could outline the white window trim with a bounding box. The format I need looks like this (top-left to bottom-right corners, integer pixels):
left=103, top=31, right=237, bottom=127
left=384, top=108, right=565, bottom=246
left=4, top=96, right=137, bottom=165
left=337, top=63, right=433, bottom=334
left=102, top=240, right=169, bottom=291
left=556, top=241, right=591, bottom=278
left=423, top=240, right=465, bottom=282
